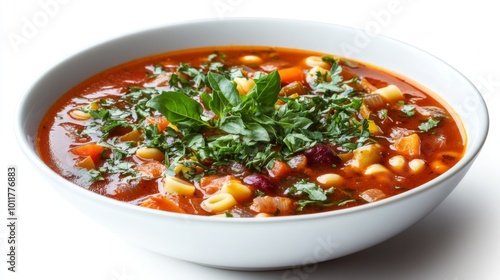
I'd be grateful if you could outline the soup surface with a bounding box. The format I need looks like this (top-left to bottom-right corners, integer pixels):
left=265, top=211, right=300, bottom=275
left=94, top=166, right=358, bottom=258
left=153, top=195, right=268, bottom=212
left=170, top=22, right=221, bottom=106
left=37, top=46, right=465, bottom=217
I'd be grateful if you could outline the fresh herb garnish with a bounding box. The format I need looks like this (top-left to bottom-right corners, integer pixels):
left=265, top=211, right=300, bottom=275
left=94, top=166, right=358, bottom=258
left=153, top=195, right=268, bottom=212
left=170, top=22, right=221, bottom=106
left=76, top=52, right=377, bottom=213
left=400, top=104, right=416, bottom=117
left=419, top=118, right=440, bottom=132
left=286, top=180, right=348, bottom=211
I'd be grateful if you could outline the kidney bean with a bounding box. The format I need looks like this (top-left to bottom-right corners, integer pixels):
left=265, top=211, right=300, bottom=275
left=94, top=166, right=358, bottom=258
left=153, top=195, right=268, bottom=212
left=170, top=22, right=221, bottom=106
left=303, top=144, right=341, bottom=167
left=243, top=174, right=277, bottom=194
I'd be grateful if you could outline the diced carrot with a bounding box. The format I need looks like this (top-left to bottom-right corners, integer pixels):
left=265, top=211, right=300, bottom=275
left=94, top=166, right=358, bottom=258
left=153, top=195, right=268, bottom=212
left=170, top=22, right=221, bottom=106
left=70, top=143, right=105, bottom=163
left=278, top=67, right=305, bottom=84
left=394, top=133, right=421, bottom=157
left=139, top=194, right=186, bottom=213
left=267, top=160, right=292, bottom=180
left=145, top=116, right=169, bottom=132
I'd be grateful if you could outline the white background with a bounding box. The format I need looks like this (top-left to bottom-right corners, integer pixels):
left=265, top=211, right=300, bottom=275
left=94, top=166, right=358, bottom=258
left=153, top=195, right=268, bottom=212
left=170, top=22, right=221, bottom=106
left=1, top=1, right=499, bottom=279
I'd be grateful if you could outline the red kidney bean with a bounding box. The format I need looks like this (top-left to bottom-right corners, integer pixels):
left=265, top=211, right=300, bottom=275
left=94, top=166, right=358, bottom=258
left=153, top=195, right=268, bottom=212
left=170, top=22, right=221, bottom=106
left=303, top=144, right=341, bottom=167
left=243, top=174, right=276, bottom=194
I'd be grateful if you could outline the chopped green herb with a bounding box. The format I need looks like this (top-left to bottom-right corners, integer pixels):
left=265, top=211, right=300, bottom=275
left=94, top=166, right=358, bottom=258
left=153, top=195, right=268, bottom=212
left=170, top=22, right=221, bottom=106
left=419, top=118, right=440, bottom=132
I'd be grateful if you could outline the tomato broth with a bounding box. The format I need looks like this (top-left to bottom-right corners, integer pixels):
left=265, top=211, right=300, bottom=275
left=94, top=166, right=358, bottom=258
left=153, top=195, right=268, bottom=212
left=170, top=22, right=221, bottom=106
left=37, top=46, right=465, bottom=217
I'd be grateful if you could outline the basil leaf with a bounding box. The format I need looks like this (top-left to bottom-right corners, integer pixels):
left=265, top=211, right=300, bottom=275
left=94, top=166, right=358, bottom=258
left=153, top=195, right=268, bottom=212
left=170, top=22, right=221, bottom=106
left=219, top=116, right=247, bottom=135
left=243, top=71, right=280, bottom=107
left=243, top=122, right=270, bottom=143
left=219, top=116, right=270, bottom=143
left=146, top=91, right=208, bottom=127
left=206, top=72, right=241, bottom=116
left=182, top=133, right=205, bottom=150
left=282, top=133, right=315, bottom=154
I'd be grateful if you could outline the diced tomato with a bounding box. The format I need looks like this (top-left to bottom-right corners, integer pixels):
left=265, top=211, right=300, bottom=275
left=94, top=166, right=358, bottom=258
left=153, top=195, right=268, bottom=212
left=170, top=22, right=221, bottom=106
left=250, top=196, right=293, bottom=215
left=135, top=161, right=166, bottom=178
left=145, top=116, right=169, bottom=132
left=199, top=175, right=235, bottom=195
left=139, top=194, right=186, bottom=213
left=278, top=67, right=305, bottom=84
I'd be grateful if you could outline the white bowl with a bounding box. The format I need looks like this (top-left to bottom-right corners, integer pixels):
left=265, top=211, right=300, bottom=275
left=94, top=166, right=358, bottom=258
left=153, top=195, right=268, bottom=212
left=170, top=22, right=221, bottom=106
left=16, top=18, right=489, bottom=270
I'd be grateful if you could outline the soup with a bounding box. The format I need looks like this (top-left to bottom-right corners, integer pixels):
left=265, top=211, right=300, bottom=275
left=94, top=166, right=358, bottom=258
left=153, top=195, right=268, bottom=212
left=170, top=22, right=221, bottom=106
left=37, top=46, right=465, bottom=217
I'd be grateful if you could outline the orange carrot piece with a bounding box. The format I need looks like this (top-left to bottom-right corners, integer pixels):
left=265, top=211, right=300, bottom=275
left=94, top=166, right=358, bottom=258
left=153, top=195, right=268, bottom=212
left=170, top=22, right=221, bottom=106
left=278, top=67, right=305, bottom=84
left=267, top=160, right=292, bottom=180
left=70, top=143, right=105, bottom=163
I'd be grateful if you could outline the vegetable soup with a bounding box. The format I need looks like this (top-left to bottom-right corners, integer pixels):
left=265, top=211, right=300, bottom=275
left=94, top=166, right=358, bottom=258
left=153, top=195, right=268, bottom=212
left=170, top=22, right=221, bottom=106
left=37, top=46, right=465, bottom=217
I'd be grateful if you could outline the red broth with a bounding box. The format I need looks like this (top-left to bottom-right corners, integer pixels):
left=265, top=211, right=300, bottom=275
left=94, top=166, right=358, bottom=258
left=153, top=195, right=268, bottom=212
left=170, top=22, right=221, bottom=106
left=37, top=46, right=465, bottom=217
